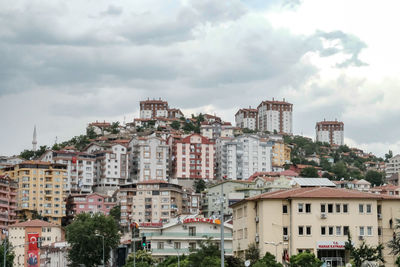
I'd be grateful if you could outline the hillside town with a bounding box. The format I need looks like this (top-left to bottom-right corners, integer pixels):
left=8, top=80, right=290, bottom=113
left=1, top=98, right=400, bottom=267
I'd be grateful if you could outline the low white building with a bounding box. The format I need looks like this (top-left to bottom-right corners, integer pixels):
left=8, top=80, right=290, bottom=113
left=140, top=216, right=233, bottom=260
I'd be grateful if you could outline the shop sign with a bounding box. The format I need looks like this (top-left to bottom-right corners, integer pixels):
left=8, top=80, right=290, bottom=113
left=183, top=218, right=221, bottom=224
left=317, top=241, right=346, bottom=250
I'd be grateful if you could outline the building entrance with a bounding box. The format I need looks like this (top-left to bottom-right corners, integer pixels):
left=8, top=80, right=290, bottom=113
left=318, top=249, right=345, bottom=267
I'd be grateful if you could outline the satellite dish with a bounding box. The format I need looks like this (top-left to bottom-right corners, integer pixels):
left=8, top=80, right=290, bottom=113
left=245, top=260, right=251, bottom=267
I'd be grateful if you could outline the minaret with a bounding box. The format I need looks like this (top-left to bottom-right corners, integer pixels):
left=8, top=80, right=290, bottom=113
left=32, top=125, right=37, bottom=151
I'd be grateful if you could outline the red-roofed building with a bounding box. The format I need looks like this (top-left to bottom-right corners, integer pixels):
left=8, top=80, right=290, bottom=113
left=316, top=120, right=344, bottom=146
left=235, top=108, right=258, bottom=130
left=257, top=98, right=293, bottom=134
left=231, top=187, right=400, bottom=266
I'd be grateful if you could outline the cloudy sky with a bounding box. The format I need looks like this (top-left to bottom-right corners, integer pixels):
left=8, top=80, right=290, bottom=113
left=1, top=0, right=400, bottom=157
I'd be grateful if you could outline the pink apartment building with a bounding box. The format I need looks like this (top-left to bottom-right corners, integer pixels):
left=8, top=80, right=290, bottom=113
left=0, top=174, right=17, bottom=232
left=169, top=134, right=215, bottom=179
left=66, top=192, right=116, bottom=220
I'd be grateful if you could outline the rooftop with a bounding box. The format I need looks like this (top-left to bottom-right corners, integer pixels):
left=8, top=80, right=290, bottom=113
left=292, top=178, right=336, bottom=187
left=11, top=219, right=60, bottom=228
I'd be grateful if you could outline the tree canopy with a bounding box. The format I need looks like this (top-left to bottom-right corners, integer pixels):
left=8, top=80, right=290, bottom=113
left=66, top=213, right=120, bottom=267
left=300, top=167, right=319, bottom=178
left=289, top=252, right=322, bottom=267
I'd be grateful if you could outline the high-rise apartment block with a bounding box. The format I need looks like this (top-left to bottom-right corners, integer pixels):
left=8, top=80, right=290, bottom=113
left=316, top=120, right=344, bottom=146
left=169, top=134, right=215, bottom=179
left=257, top=99, right=293, bottom=134
left=41, top=150, right=95, bottom=194
left=2, top=161, right=66, bottom=225
left=0, top=174, right=17, bottom=230
left=129, top=136, right=169, bottom=182
left=216, top=135, right=273, bottom=180
left=235, top=108, right=258, bottom=130
left=140, top=99, right=169, bottom=119
left=119, top=180, right=183, bottom=226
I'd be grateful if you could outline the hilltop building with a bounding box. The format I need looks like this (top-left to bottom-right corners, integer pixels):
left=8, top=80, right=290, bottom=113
left=235, top=108, right=258, bottom=131
left=257, top=99, right=293, bottom=134
left=316, top=120, right=344, bottom=146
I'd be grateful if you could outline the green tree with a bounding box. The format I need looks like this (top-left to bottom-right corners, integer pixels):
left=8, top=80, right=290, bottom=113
left=20, top=149, right=35, bottom=160
left=245, top=243, right=260, bottom=265
left=253, top=252, right=283, bottom=267
left=319, top=158, right=332, bottom=172
left=110, top=205, right=121, bottom=222
left=193, top=179, right=206, bottom=193
left=332, top=161, right=348, bottom=179
left=86, top=126, right=97, bottom=139
left=171, top=120, right=181, bottom=130
left=289, top=252, right=322, bottom=267
left=345, top=232, right=384, bottom=267
left=0, top=239, right=15, bottom=267
left=225, top=256, right=244, bottom=267
left=300, top=167, right=319, bottom=177
left=387, top=218, right=400, bottom=255
left=110, top=121, right=120, bottom=134
left=365, top=170, right=384, bottom=186
left=125, top=249, right=155, bottom=267
left=385, top=150, right=393, bottom=162
left=66, top=213, right=120, bottom=267
left=187, top=239, right=222, bottom=267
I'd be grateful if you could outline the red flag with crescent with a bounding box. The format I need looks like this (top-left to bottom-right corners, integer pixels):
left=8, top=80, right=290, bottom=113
left=28, top=233, right=39, bottom=250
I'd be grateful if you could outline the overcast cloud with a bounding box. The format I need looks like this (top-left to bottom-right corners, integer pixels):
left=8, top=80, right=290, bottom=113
left=1, top=0, right=400, bottom=157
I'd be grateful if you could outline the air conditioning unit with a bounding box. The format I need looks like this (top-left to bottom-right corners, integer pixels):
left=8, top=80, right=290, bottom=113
left=320, top=213, right=327, bottom=219
left=358, top=236, right=364, bottom=240
left=255, top=216, right=259, bottom=223
left=255, top=234, right=259, bottom=243
left=378, top=213, right=382, bottom=220
left=283, top=235, right=289, bottom=241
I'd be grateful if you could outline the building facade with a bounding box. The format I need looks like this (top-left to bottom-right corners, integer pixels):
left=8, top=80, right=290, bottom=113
left=140, top=99, right=169, bottom=119
left=215, top=135, right=273, bottom=180
left=200, top=121, right=234, bottom=140
left=235, top=108, right=258, bottom=130
left=2, top=161, right=66, bottom=225
left=271, top=141, right=291, bottom=167
left=0, top=174, right=17, bottom=231
left=119, top=181, right=183, bottom=227
left=129, top=136, right=169, bottom=182
left=316, top=120, right=344, bottom=146
left=40, top=150, right=95, bottom=194
left=257, top=99, right=293, bottom=134
left=66, top=192, right=116, bottom=220
left=9, top=219, right=64, bottom=267
left=231, top=187, right=400, bottom=266
left=385, top=154, right=400, bottom=180
left=169, top=134, right=215, bottom=180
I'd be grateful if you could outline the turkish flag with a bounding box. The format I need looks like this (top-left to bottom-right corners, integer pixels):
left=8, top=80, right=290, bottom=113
left=72, top=156, right=77, bottom=164
left=28, top=233, right=39, bottom=250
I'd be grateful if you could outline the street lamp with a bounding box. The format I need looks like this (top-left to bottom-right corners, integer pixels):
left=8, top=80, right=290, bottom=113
left=95, top=234, right=105, bottom=267
left=264, top=241, right=287, bottom=262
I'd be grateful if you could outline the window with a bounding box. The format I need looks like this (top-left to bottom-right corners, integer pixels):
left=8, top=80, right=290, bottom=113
left=343, top=204, right=348, bottom=213
left=336, top=204, right=341, bottom=213
left=157, top=242, right=164, bottom=249
left=305, top=204, right=311, bottom=213
left=359, top=226, right=365, bottom=236
left=321, top=226, right=326, bottom=235
left=174, top=242, right=181, bottom=249
left=320, top=204, right=326, bottom=213
left=359, top=204, right=364, bottom=213
left=306, top=226, right=311, bottom=235
left=189, top=226, right=196, bottom=236
left=366, top=204, right=372, bottom=214
left=298, top=226, right=304, bottom=235
left=336, top=226, right=341, bottom=236
left=298, top=204, right=304, bottom=213
left=189, top=242, right=196, bottom=250
left=328, top=204, right=333, bottom=213
left=367, top=226, right=372, bottom=236
left=283, top=227, right=288, bottom=236
left=343, top=226, right=349, bottom=236
left=282, top=205, right=288, bottom=214
left=328, top=227, right=334, bottom=236
left=378, top=227, right=382, bottom=236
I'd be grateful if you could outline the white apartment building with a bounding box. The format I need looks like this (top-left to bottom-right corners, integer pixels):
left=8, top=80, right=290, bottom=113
left=40, top=150, right=95, bottom=194
left=216, top=135, right=273, bottom=180
left=140, top=99, right=169, bottom=119
left=231, top=187, right=400, bottom=266
left=385, top=154, right=400, bottom=179
left=85, top=143, right=129, bottom=193
left=257, top=99, right=293, bottom=134
left=129, top=135, right=169, bottom=182
left=316, top=120, right=344, bottom=146
left=200, top=121, right=234, bottom=140
left=235, top=108, right=258, bottom=130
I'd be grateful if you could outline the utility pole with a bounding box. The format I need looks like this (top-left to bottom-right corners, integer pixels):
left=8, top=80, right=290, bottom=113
left=220, top=181, right=224, bottom=267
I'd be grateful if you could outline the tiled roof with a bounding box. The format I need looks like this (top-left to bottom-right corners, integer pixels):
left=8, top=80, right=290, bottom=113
left=11, top=219, right=60, bottom=228
left=246, top=187, right=400, bottom=201
left=137, top=179, right=168, bottom=185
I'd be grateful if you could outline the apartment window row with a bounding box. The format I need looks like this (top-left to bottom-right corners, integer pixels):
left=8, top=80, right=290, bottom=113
left=320, top=203, right=348, bottom=214
left=321, top=226, right=349, bottom=236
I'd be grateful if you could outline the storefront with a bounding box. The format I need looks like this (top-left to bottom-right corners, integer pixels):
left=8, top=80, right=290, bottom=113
left=316, top=241, right=348, bottom=267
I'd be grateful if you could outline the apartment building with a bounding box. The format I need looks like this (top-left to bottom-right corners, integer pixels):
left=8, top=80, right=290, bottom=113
left=9, top=219, right=64, bottom=267
left=235, top=108, right=258, bottom=131
left=2, top=161, right=66, bottom=225
left=119, top=180, right=183, bottom=227
left=140, top=99, right=169, bottom=119
left=182, top=189, right=201, bottom=214
left=140, top=216, right=233, bottom=260
left=257, top=99, right=293, bottom=134
left=169, top=134, right=215, bottom=180
left=200, top=121, right=234, bottom=140
left=231, top=187, right=400, bottom=266
left=385, top=154, right=400, bottom=180
left=271, top=141, right=291, bottom=167
left=215, top=135, right=273, bottom=180
left=85, top=143, right=129, bottom=192
left=316, top=120, right=344, bottom=146
left=0, top=174, right=17, bottom=231
left=129, top=136, right=169, bottom=182
left=168, top=108, right=184, bottom=119
left=88, top=121, right=111, bottom=135
left=66, top=192, right=117, bottom=220
left=40, top=150, right=95, bottom=194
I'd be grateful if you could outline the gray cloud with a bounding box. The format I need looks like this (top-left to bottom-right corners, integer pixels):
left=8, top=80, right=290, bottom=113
left=100, top=5, right=123, bottom=16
